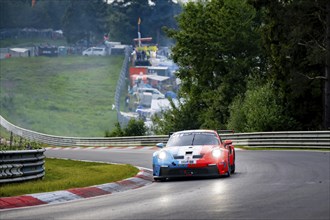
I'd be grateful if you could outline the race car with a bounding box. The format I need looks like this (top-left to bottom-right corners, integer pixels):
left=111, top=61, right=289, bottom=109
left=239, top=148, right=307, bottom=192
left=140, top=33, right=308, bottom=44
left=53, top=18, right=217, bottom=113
left=153, top=130, right=235, bottom=181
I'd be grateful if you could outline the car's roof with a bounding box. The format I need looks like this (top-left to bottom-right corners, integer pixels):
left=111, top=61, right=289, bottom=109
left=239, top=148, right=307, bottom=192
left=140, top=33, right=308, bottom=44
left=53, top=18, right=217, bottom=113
left=173, top=129, right=217, bottom=134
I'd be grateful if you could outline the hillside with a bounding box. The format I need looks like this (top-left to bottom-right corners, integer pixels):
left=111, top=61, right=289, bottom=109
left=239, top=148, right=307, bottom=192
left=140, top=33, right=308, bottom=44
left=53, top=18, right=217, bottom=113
left=0, top=56, right=124, bottom=137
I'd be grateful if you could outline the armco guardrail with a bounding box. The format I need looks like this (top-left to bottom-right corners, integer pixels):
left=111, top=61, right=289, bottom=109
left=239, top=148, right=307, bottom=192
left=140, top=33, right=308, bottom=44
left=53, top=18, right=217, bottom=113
left=221, top=131, right=330, bottom=148
left=0, top=149, right=45, bottom=184
left=1, top=115, right=329, bottom=148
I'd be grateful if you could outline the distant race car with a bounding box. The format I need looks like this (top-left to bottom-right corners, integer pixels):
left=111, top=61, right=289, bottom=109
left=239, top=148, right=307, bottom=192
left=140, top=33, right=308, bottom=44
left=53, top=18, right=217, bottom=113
left=153, top=130, right=235, bottom=181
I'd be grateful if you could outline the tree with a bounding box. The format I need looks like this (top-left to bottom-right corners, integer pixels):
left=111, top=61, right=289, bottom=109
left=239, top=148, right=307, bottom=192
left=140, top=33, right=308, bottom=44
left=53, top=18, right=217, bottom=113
left=107, top=0, right=152, bottom=44
left=124, top=118, right=147, bottom=136
left=227, top=78, right=297, bottom=132
left=162, top=0, right=261, bottom=130
left=107, top=0, right=181, bottom=45
left=62, top=0, right=108, bottom=45
left=250, top=0, right=328, bottom=130
left=152, top=99, right=201, bottom=134
left=105, top=119, right=146, bottom=137
left=0, top=0, right=69, bottom=29
left=325, top=1, right=330, bottom=129
left=149, top=0, right=181, bottom=45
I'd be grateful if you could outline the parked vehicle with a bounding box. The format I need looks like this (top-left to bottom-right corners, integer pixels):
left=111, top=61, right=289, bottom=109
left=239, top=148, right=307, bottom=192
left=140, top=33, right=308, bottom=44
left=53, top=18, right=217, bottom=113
left=137, top=88, right=165, bottom=99
left=82, top=47, right=107, bottom=56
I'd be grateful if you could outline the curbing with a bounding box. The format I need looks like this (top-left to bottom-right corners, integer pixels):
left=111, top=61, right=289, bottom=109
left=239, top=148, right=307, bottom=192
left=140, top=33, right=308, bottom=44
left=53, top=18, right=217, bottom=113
left=0, top=167, right=153, bottom=210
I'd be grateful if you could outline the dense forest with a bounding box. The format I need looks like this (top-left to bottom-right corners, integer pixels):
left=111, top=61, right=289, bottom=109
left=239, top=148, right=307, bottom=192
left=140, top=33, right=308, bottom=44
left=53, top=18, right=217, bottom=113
left=0, top=0, right=329, bottom=133
left=152, top=0, right=330, bottom=133
left=0, top=0, right=182, bottom=45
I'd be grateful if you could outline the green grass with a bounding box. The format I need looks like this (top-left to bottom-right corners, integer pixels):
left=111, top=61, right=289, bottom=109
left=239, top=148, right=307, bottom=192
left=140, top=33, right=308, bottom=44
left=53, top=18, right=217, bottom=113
left=0, top=56, right=124, bottom=137
left=0, top=158, right=139, bottom=197
left=0, top=127, right=11, bottom=140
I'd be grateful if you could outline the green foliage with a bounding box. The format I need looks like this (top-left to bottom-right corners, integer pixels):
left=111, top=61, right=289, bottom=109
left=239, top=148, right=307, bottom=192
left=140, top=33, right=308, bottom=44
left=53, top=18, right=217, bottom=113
left=227, top=79, right=297, bottom=132
left=0, top=1, right=182, bottom=46
left=151, top=99, right=201, bottom=135
left=124, top=118, right=147, bottom=136
left=159, top=0, right=262, bottom=131
left=0, top=130, right=44, bottom=151
left=0, top=0, right=68, bottom=29
left=0, top=139, right=44, bottom=151
left=251, top=0, right=326, bottom=129
left=62, top=0, right=108, bottom=44
left=225, top=96, right=246, bottom=132
left=105, top=122, right=124, bottom=137
left=108, top=0, right=181, bottom=44
left=157, top=0, right=326, bottom=132
left=106, top=119, right=146, bottom=137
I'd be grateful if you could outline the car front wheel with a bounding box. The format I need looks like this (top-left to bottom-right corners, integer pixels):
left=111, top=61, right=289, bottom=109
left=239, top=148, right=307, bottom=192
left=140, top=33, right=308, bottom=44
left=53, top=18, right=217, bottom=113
left=226, top=155, right=231, bottom=177
left=154, top=177, right=166, bottom=182
left=231, top=164, right=235, bottom=174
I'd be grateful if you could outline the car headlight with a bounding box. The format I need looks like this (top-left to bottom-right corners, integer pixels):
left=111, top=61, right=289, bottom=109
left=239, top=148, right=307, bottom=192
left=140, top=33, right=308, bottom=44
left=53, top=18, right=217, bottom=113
left=158, top=151, right=167, bottom=160
left=212, top=149, right=221, bottom=158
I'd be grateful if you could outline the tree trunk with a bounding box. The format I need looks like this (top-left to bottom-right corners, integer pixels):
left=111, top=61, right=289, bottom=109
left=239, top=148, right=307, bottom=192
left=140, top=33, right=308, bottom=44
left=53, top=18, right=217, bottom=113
left=325, top=2, right=330, bottom=129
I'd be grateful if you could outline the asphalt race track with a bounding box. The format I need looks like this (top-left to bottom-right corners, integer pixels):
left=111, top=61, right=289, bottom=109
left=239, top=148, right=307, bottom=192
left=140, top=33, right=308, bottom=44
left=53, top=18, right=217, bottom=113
left=1, top=148, right=329, bottom=220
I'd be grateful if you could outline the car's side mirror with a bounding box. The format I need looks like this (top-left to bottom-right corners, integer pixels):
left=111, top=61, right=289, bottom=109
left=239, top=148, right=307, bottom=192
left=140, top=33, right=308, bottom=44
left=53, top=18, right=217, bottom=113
left=224, top=140, right=232, bottom=148
left=156, top=143, right=164, bottom=148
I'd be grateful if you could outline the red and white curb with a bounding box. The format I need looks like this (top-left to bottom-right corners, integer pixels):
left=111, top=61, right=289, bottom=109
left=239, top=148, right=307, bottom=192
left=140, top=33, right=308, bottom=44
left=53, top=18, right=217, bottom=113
left=0, top=168, right=153, bottom=210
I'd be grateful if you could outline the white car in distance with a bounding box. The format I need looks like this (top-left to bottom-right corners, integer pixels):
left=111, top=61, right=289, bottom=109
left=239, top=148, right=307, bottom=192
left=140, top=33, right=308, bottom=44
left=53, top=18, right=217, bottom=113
left=82, top=47, right=107, bottom=56
left=137, top=88, right=165, bottom=100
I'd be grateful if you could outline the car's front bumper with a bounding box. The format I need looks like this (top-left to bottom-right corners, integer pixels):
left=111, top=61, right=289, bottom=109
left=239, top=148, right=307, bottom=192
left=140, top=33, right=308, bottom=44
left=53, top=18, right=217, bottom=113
left=153, top=165, right=220, bottom=178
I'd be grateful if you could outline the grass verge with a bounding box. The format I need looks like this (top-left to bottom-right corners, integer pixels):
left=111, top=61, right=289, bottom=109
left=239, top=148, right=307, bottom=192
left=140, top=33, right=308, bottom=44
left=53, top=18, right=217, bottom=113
left=0, top=56, right=123, bottom=137
left=0, top=158, right=139, bottom=197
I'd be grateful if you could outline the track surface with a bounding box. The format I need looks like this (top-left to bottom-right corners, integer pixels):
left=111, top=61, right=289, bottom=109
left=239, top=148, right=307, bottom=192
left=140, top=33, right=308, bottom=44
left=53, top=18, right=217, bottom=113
left=1, top=148, right=329, bottom=220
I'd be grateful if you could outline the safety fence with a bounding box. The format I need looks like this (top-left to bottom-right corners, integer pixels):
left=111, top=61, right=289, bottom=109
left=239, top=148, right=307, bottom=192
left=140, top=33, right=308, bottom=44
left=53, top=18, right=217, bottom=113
left=0, top=149, right=45, bottom=184
left=114, top=46, right=133, bottom=127
left=1, top=115, right=329, bottom=149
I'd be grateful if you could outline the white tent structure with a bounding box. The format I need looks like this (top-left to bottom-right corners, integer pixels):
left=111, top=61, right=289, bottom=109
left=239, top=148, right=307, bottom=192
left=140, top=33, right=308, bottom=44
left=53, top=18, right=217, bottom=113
left=146, top=75, right=169, bottom=82
left=9, top=48, right=30, bottom=57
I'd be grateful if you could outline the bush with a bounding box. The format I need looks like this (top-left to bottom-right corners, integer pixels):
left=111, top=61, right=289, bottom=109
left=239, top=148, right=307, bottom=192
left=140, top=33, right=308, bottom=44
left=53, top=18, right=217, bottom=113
left=105, top=119, right=146, bottom=137
left=124, top=118, right=146, bottom=136
left=105, top=122, right=124, bottom=137
left=227, top=80, right=297, bottom=132
left=151, top=99, right=201, bottom=135
left=0, top=132, right=44, bottom=151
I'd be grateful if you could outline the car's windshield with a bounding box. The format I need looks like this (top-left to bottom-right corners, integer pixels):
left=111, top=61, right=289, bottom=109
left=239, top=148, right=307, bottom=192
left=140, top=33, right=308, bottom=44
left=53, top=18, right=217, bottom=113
left=166, top=132, right=220, bottom=146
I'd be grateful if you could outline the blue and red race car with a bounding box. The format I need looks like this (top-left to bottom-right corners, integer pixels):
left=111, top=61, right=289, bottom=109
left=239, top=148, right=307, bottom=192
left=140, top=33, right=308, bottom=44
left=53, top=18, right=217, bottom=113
left=153, top=130, right=235, bottom=181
